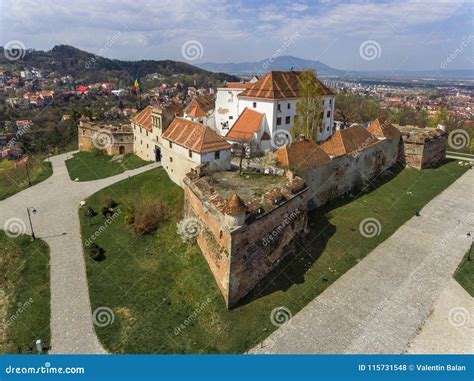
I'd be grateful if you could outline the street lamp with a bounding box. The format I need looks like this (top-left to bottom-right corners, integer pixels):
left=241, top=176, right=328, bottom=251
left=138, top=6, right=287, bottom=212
left=27, top=207, right=37, bottom=240
left=25, top=161, right=32, bottom=187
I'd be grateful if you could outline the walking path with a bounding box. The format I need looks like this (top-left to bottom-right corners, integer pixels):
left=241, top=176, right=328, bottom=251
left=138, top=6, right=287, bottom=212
left=0, top=152, right=159, bottom=353
left=251, top=169, right=474, bottom=354
left=406, top=278, right=473, bottom=354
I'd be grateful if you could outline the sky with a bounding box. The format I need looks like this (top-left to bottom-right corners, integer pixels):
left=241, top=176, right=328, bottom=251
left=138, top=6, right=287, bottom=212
left=1, top=0, right=473, bottom=71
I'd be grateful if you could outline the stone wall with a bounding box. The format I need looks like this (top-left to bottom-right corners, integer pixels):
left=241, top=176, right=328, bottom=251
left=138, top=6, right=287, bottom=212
left=302, top=138, right=400, bottom=207
left=400, top=135, right=447, bottom=169
left=228, top=192, right=308, bottom=307
left=183, top=178, right=309, bottom=308
left=79, top=125, right=133, bottom=156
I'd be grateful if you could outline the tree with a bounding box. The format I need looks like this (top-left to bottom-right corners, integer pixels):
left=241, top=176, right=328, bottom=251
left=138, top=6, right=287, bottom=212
left=335, top=92, right=360, bottom=128
left=231, top=140, right=258, bottom=175
left=293, top=70, right=324, bottom=139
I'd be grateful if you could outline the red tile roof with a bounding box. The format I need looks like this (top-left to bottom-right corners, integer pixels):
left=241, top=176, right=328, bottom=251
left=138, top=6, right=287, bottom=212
left=320, top=125, right=380, bottom=157
left=132, top=106, right=153, bottom=131
left=368, top=117, right=401, bottom=140
left=184, top=96, right=214, bottom=118
left=223, top=193, right=247, bottom=216
left=225, top=108, right=264, bottom=142
left=275, top=139, right=331, bottom=171
left=238, top=71, right=335, bottom=100
left=162, top=117, right=231, bottom=153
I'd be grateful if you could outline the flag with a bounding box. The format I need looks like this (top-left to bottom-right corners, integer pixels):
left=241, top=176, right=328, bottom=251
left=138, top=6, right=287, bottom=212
left=133, top=78, right=139, bottom=94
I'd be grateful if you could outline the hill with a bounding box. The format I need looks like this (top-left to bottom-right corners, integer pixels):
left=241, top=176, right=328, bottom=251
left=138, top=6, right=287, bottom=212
left=0, top=45, right=239, bottom=85
left=197, top=55, right=343, bottom=76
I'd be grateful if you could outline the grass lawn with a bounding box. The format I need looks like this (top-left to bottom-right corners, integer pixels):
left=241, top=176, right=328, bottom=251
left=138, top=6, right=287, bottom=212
left=0, top=231, right=50, bottom=354
left=80, top=161, right=468, bottom=354
left=454, top=249, right=473, bottom=297
left=65, top=151, right=150, bottom=181
left=0, top=157, right=53, bottom=201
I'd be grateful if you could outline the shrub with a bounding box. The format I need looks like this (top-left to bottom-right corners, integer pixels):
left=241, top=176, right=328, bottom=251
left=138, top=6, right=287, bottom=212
left=87, top=243, right=105, bottom=261
left=128, top=198, right=170, bottom=235
left=100, top=196, right=117, bottom=209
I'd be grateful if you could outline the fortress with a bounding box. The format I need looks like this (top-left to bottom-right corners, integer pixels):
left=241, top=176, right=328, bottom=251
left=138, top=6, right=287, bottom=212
left=128, top=71, right=448, bottom=308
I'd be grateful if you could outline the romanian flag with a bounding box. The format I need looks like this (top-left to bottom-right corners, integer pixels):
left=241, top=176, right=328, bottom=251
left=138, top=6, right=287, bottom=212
left=133, top=78, right=139, bottom=94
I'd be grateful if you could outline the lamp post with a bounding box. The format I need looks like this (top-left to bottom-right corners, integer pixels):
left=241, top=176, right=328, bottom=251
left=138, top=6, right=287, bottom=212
left=25, top=161, right=32, bottom=187
left=27, top=207, right=37, bottom=240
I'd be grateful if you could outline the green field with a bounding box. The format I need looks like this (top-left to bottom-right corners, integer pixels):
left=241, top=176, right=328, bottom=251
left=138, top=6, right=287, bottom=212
left=65, top=151, right=150, bottom=181
left=0, top=232, right=50, bottom=354
left=0, top=157, right=53, bottom=201
left=79, top=161, right=468, bottom=353
left=454, top=249, right=473, bottom=297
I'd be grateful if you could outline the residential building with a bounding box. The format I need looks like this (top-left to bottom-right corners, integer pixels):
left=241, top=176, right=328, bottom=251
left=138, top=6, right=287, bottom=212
left=160, top=117, right=232, bottom=186
left=215, top=71, right=336, bottom=147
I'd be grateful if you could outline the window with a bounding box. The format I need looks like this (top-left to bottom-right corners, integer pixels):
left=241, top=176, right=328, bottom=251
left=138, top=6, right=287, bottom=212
left=134, top=136, right=136, bottom=141
left=215, top=151, right=220, bottom=160
left=329, top=98, right=332, bottom=105
left=326, top=125, right=330, bottom=131
left=276, top=117, right=282, bottom=126
left=229, top=116, right=233, bottom=120
left=277, top=104, right=281, bottom=112
left=147, top=144, right=149, bottom=148
left=320, top=111, right=324, bottom=118
left=170, top=157, right=173, bottom=163
left=169, top=141, right=172, bottom=149
left=253, top=102, right=257, bottom=108
left=285, top=116, right=291, bottom=124
left=188, top=149, right=192, bottom=158
left=287, top=103, right=291, bottom=109
left=327, top=110, right=331, bottom=118
left=146, top=130, right=148, bottom=136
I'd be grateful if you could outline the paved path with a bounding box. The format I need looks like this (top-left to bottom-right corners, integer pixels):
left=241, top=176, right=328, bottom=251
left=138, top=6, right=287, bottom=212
left=251, top=169, right=474, bottom=354
left=406, top=279, right=473, bottom=354
left=0, top=152, right=159, bottom=353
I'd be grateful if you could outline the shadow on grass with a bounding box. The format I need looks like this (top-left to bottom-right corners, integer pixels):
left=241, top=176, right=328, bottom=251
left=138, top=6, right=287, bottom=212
left=234, top=163, right=405, bottom=308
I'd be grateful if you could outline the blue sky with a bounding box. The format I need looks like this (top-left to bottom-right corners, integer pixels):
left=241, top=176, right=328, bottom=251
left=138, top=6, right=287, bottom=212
left=1, top=0, right=472, bottom=71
